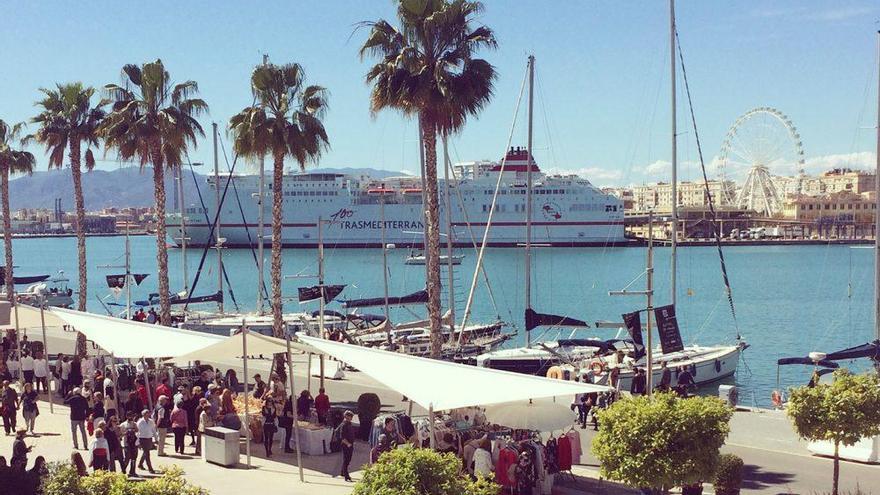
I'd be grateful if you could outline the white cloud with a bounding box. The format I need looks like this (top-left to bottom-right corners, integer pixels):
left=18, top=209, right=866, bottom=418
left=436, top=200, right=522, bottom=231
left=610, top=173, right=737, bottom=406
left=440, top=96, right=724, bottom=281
left=644, top=160, right=670, bottom=177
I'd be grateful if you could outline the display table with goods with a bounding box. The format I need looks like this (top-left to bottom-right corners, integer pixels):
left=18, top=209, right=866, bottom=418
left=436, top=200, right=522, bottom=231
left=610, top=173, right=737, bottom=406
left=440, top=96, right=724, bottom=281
left=293, top=421, right=334, bottom=456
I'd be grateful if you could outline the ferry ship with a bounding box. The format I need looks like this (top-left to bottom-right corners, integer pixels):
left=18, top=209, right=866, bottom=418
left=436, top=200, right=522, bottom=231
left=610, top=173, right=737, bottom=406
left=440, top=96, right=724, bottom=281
left=169, top=148, right=626, bottom=248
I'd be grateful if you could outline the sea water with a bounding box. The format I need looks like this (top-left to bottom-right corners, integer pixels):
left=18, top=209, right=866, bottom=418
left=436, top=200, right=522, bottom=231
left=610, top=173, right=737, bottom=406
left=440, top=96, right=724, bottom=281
left=5, top=236, right=876, bottom=407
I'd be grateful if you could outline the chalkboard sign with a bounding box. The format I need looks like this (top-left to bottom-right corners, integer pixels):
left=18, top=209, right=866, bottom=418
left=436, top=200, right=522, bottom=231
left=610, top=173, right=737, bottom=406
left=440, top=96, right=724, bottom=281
left=653, top=304, right=684, bottom=354
left=622, top=311, right=643, bottom=347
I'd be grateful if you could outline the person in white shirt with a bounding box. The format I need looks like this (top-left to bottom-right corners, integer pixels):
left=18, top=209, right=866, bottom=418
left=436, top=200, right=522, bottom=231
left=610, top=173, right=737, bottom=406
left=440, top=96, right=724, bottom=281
left=32, top=351, right=49, bottom=394
left=19, top=351, right=35, bottom=385
left=135, top=409, right=157, bottom=473
left=5, top=355, right=19, bottom=380
left=473, top=438, right=494, bottom=478
left=60, top=356, right=71, bottom=397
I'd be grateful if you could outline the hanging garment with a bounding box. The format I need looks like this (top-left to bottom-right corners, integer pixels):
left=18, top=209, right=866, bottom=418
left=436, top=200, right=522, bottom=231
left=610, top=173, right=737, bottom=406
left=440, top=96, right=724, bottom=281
left=515, top=450, right=536, bottom=495
left=495, top=447, right=518, bottom=487
left=544, top=438, right=559, bottom=474
left=556, top=435, right=572, bottom=471
left=564, top=429, right=582, bottom=465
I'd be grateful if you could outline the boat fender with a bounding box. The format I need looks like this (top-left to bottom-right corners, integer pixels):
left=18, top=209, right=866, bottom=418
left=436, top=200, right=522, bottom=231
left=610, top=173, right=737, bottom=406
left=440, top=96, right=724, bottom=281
left=771, top=390, right=783, bottom=408
left=714, top=359, right=721, bottom=373
left=589, top=360, right=607, bottom=375
left=546, top=366, right=564, bottom=380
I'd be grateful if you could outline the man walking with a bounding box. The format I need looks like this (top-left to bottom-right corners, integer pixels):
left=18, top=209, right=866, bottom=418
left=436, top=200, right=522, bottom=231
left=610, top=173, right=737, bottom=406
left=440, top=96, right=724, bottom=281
left=65, top=387, right=89, bottom=449
left=20, top=351, right=34, bottom=386
left=121, top=411, right=140, bottom=477
left=136, top=409, right=156, bottom=474
left=338, top=410, right=355, bottom=482
left=32, top=351, right=49, bottom=394
left=153, top=395, right=171, bottom=456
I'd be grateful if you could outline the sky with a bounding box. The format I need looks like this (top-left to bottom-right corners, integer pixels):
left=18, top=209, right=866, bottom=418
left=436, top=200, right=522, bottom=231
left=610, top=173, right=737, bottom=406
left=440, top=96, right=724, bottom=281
left=1, top=0, right=879, bottom=187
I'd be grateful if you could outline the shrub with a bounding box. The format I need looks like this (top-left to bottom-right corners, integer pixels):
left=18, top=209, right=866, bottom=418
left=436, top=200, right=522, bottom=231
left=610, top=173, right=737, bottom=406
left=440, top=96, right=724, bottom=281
left=592, top=392, right=733, bottom=494
left=357, top=392, right=382, bottom=439
left=713, top=454, right=743, bottom=495
left=354, top=447, right=499, bottom=495
left=41, top=464, right=208, bottom=495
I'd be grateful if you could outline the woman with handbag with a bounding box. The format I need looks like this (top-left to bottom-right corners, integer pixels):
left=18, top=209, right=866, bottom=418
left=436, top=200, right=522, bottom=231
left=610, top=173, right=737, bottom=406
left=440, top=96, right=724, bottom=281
left=261, top=397, right=278, bottom=457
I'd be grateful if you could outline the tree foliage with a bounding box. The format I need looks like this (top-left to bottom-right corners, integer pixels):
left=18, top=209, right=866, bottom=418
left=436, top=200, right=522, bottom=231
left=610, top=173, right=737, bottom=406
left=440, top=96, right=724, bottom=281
left=0, top=119, right=36, bottom=297
left=592, top=392, right=733, bottom=492
left=786, top=370, right=880, bottom=495
left=353, top=447, right=498, bottom=495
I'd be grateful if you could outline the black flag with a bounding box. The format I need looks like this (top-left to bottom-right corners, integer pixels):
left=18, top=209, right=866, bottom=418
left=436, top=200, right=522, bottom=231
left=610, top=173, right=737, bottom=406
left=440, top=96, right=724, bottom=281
left=653, top=304, right=684, bottom=354
left=298, top=284, right=346, bottom=304
left=106, top=274, right=149, bottom=289
left=622, top=311, right=644, bottom=347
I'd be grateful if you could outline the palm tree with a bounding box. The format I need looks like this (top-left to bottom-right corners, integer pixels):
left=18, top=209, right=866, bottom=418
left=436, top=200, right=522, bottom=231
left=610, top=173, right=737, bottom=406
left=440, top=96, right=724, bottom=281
left=31, top=83, right=106, bottom=317
left=0, top=120, right=36, bottom=298
left=360, top=0, right=496, bottom=357
left=100, top=60, right=208, bottom=325
left=229, top=62, right=329, bottom=343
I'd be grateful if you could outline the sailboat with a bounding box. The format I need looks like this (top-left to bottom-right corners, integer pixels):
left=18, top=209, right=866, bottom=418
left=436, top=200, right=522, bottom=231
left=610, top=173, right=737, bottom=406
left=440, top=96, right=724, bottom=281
left=591, top=0, right=746, bottom=391
left=474, top=55, right=601, bottom=374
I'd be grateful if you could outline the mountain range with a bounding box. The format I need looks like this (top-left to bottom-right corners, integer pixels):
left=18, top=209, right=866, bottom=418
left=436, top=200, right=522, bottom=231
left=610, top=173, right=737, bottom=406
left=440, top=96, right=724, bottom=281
left=7, top=166, right=407, bottom=211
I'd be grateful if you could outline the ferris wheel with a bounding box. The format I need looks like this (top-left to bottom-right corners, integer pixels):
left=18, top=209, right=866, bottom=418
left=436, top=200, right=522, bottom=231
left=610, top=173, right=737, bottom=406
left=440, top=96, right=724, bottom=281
left=718, top=107, right=805, bottom=217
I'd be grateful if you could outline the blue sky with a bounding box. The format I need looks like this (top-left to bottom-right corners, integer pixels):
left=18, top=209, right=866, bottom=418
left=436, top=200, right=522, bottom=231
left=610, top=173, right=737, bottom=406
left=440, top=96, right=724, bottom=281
left=1, top=0, right=878, bottom=186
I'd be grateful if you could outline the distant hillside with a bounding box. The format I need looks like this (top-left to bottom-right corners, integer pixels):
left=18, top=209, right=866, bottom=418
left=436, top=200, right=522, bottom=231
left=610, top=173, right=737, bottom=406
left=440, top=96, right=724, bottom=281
left=8, top=166, right=409, bottom=210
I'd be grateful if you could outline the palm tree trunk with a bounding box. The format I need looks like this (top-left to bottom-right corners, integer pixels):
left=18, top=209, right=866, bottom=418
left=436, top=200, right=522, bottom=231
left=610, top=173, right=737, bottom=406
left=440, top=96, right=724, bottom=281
left=69, top=140, right=88, bottom=357
left=1, top=168, right=13, bottom=300
left=271, top=151, right=286, bottom=382
left=420, top=115, right=443, bottom=358
left=150, top=151, right=171, bottom=325
left=271, top=151, right=284, bottom=338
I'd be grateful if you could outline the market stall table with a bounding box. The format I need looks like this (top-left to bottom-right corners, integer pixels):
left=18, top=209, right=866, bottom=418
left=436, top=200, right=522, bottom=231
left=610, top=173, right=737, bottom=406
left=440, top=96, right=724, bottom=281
left=292, top=421, right=334, bottom=456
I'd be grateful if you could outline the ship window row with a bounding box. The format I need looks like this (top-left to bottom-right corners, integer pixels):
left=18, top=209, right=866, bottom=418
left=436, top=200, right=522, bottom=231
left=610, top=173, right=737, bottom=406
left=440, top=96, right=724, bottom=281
left=282, top=191, right=339, bottom=197
left=185, top=207, right=206, bottom=214
left=569, top=203, right=618, bottom=212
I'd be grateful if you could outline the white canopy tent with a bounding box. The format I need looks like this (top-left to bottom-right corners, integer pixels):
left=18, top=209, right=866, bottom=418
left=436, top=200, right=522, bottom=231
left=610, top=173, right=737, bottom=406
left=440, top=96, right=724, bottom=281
left=170, top=331, right=318, bottom=363
left=47, top=307, right=224, bottom=358
left=297, top=335, right=609, bottom=411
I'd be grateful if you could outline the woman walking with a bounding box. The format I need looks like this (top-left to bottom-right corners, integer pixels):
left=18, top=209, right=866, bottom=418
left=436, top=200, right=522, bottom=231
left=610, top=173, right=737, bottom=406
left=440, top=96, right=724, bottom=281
left=195, top=398, right=211, bottom=456
left=20, top=383, right=38, bottom=435
left=261, top=397, right=278, bottom=457
left=88, top=428, right=109, bottom=471
left=170, top=400, right=188, bottom=455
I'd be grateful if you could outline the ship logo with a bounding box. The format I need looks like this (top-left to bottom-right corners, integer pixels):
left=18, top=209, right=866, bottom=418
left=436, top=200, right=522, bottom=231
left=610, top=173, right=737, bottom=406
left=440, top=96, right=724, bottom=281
left=542, top=202, right=562, bottom=220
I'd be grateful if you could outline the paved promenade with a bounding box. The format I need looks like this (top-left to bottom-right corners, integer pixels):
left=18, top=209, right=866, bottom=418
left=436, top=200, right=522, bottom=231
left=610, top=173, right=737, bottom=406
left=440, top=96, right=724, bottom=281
left=5, top=315, right=879, bottom=494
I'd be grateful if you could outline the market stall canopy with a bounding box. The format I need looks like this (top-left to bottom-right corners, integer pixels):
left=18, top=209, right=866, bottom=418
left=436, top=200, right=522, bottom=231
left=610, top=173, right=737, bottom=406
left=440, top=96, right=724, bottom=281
left=170, top=331, right=319, bottom=363
left=298, top=335, right=610, bottom=411
left=0, top=303, right=66, bottom=330
left=47, top=307, right=223, bottom=359
left=485, top=400, right=575, bottom=433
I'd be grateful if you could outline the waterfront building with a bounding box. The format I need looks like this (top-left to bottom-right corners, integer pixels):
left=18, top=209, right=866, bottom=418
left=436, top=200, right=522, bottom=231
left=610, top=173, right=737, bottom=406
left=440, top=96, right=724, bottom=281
left=782, top=191, right=876, bottom=224
left=630, top=180, right=736, bottom=212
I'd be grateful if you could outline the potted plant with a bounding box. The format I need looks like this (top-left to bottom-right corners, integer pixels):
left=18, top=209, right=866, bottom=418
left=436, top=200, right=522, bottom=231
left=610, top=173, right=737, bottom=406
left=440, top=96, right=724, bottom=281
left=713, top=454, right=744, bottom=495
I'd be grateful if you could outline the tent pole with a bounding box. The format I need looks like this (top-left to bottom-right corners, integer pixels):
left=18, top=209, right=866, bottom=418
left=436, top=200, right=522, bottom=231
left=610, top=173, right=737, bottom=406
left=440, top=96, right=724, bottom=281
left=241, top=320, right=251, bottom=468
left=319, top=354, right=325, bottom=391
left=110, top=352, right=121, bottom=418
left=285, top=327, right=304, bottom=483
left=142, top=358, right=154, bottom=413
left=408, top=399, right=413, bottom=417
left=13, top=294, right=23, bottom=387
left=307, top=353, right=312, bottom=394
left=38, top=294, right=54, bottom=413
left=428, top=403, right=435, bottom=450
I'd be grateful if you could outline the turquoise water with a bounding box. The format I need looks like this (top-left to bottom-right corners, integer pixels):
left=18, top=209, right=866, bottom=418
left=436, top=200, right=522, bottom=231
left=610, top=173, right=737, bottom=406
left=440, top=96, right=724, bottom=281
left=5, top=236, right=876, bottom=406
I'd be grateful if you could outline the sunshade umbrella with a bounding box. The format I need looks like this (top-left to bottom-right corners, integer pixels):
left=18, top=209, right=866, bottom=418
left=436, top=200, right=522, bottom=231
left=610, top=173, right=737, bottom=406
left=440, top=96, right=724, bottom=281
left=484, top=400, right=575, bottom=433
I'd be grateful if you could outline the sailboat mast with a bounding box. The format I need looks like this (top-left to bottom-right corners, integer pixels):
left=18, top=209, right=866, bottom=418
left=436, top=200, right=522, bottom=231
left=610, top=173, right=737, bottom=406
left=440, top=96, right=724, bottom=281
left=442, top=136, right=456, bottom=340
left=125, top=222, right=132, bottom=320
left=670, top=0, right=678, bottom=307
left=318, top=217, right=325, bottom=341
left=525, top=54, right=535, bottom=348
left=874, top=30, right=880, bottom=341
left=257, top=53, right=268, bottom=315
left=381, top=194, right=391, bottom=344
left=213, top=122, right=224, bottom=314
left=177, top=166, right=188, bottom=295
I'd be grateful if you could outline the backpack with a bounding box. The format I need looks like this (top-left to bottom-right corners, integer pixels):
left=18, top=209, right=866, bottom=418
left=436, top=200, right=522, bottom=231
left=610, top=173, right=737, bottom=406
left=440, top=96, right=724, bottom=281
left=124, top=426, right=138, bottom=449
left=330, top=423, right=343, bottom=453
